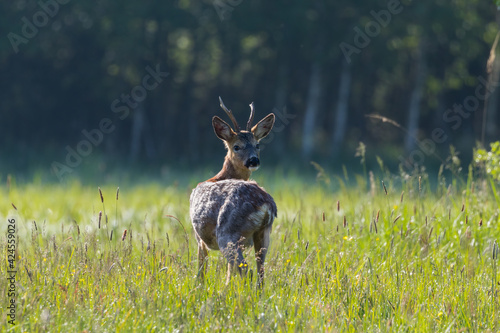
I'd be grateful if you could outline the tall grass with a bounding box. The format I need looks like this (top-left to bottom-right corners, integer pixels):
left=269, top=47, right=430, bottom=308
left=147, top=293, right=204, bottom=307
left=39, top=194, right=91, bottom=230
left=1, top=165, right=499, bottom=332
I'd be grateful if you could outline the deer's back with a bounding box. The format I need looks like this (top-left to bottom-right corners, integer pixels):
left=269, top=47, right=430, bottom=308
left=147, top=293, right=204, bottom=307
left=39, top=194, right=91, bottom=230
left=190, top=179, right=277, bottom=250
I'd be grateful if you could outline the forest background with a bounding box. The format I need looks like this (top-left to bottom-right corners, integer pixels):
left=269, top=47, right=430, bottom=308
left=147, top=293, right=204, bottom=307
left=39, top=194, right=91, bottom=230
left=1, top=0, right=499, bottom=181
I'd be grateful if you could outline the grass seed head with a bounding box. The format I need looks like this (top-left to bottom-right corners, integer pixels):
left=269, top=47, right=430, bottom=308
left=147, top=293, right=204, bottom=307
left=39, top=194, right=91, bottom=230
left=99, top=187, right=104, bottom=203
left=12, top=203, right=17, bottom=210
left=382, top=181, right=388, bottom=195
left=116, top=187, right=120, bottom=200
left=122, top=229, right=127, bottom=241
left=98, top=211, right=102, bottom=229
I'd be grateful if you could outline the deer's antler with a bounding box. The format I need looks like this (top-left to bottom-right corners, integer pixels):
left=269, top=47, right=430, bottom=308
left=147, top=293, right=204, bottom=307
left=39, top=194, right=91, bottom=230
left=247, top=102, right=255, bottom=131
left=219, top=96, right=240, bottom=132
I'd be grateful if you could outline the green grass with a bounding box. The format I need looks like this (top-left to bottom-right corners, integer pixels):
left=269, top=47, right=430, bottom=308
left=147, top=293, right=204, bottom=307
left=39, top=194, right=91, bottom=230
left=1, top=168, right=500, bottom=332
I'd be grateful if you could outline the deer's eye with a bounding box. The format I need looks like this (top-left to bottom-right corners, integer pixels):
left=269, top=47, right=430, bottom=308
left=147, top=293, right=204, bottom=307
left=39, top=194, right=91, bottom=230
left=233, top=145, right=241, bottom=151
left=256, top=144, right=260, bottom=150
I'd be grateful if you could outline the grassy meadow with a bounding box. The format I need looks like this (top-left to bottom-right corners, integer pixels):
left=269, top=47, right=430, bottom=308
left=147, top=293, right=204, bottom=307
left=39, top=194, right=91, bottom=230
left=1, top=162, right=500, bottom=332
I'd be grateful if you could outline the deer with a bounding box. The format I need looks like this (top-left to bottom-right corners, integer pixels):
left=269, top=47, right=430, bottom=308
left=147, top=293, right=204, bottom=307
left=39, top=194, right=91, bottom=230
left=190, top=97, right=277, bottom=287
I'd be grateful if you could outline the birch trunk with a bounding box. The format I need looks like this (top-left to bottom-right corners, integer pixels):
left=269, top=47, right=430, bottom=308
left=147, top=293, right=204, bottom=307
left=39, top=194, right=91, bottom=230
left=485, top=56, right=500, bottom=142
left=272, top=62, right=288, bottom=157
left=129, top=103, right=145, bottom=162
left=405, top=40, right=427, bottom=153
left=331, top=60, right=352, bottom=154
left=302, top=60, right=323, bottom=159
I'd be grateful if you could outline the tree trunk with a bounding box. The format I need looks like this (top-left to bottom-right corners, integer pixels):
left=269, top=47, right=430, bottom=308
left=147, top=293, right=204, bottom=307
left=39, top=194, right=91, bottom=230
left=483, top=11, right=500, bottom=144
left=405, top=39, right=427, bottom=153
left=484, top=53, right=500, bottom=143
left=129, top=103, right=145, bottom=162
left=331, top=60, right=352, bottom=155
left=302, top=60, right=323, bottom=159
left=129, top=103, right=157, bottom=162
left=142, top=110, right=157, bottom=160
left=271, top=62, right=288, bottom=157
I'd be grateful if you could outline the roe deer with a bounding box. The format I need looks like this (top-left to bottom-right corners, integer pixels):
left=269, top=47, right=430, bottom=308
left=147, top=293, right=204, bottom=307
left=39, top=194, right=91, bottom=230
left=190, top=97, right=276, bottom=286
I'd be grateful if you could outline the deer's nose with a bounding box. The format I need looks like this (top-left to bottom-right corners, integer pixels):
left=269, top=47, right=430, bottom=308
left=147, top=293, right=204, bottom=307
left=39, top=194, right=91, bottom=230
left=245, top=157, right=260, bottom=168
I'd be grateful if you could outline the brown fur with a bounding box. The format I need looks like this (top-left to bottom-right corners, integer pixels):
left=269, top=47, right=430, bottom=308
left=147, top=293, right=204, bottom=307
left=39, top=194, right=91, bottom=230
left=190, top=99, right=276, bottom=286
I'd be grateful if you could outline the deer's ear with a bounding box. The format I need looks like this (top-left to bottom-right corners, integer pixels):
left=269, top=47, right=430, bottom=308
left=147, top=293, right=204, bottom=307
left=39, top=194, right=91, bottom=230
left=213, top=116, right=236, bottom=141
left=251, top=113, right=275, bottom=141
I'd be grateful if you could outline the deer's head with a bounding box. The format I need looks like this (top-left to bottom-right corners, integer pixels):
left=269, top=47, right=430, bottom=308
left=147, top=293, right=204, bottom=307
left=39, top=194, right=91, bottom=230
left=213, top=97, right=275, bottom=175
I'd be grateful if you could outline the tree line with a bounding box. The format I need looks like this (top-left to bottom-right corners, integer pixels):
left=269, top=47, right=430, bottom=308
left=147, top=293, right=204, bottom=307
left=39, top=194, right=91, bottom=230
left=0, top=0, right=498, bottom=177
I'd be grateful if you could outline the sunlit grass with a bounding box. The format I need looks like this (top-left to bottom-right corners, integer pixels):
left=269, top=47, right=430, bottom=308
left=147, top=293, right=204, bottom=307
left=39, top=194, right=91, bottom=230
left=1, top=168, right=499, bottom=332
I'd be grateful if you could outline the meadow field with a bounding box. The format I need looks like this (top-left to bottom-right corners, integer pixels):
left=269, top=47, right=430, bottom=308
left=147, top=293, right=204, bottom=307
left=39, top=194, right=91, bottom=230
left=1, top=161, right=500, bottom=332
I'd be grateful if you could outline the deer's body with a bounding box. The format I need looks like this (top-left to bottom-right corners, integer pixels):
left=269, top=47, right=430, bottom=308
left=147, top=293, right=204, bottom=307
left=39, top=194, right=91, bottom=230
left=190, top=97, right=276, bottom=286
left=190, top=179, right=276, bottom=251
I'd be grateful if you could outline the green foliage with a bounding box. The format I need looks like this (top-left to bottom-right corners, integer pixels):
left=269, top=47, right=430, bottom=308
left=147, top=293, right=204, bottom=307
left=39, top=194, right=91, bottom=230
left=354, top=142, right=366, bottom=166
left=475, top=141, right=500, bottom=182
left=310, top=161, right=331, bottom=186
left=445, top=145, right=462, bottom=175
left=1, top=165, right=500, bottom=331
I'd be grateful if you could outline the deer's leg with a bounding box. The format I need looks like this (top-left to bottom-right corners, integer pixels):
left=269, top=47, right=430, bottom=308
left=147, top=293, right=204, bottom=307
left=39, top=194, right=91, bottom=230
left=198, top=242, right=209, bottom=279
left=253, top=226, right=272, bottom=288
left=218, top=235, right=247, bottom=285
left=196, top=236, right=209, bottom=280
